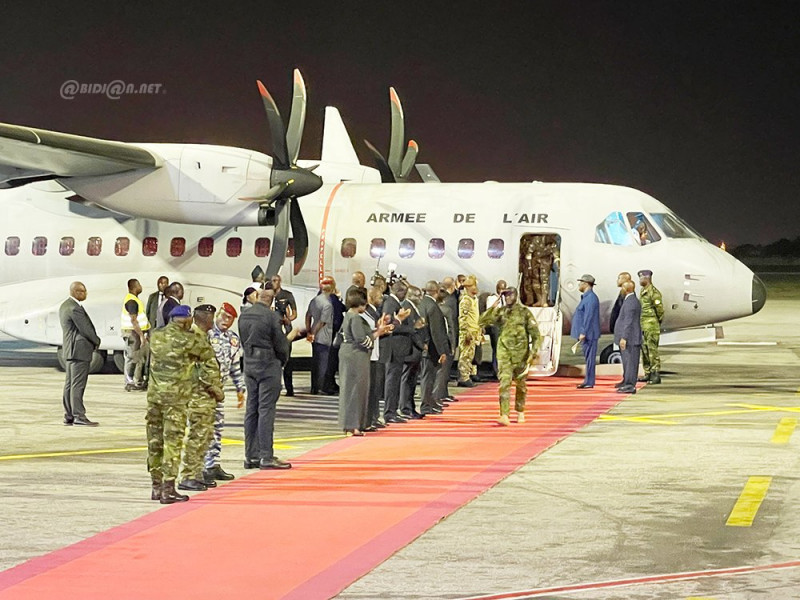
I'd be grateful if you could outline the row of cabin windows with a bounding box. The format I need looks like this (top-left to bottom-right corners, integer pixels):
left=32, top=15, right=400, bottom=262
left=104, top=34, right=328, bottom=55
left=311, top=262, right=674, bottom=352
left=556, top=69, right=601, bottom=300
left=347, top=238, right=505, bottom=260
left=5, top=236, right=506, bottom=260
left=3, top=236, right=290, bottom=258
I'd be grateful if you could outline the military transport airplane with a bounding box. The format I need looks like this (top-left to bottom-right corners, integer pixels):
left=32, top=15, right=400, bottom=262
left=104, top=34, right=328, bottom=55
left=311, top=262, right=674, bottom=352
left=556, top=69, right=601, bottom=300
left=0, top=70, right=766, bottom=374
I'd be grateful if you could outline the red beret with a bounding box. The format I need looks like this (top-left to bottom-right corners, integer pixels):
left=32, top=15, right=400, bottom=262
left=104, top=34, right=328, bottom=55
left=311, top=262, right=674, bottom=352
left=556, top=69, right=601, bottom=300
left=220, top=302, right=238, bottom=318
left=320, top=277, right=335, bottom=285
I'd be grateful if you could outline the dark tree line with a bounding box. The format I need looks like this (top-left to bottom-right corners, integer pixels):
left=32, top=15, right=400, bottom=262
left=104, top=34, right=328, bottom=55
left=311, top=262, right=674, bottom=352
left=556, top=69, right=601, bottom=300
left=733, top=237, right=800, bottom=259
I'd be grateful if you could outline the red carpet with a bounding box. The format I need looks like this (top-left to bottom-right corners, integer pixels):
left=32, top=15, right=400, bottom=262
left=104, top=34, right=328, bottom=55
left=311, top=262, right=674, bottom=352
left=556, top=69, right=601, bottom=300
left=0, top=377, right=626, bottom=600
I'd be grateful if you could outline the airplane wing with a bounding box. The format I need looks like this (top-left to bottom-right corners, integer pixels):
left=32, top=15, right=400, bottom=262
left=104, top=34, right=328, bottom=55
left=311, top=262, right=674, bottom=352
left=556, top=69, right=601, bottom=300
left=0, top=122, right=161, bottom=188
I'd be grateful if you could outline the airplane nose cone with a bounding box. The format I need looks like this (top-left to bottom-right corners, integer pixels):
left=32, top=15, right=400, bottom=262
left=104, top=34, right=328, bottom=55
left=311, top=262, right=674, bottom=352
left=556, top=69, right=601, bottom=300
left=752, top=274, right=767, bottom=314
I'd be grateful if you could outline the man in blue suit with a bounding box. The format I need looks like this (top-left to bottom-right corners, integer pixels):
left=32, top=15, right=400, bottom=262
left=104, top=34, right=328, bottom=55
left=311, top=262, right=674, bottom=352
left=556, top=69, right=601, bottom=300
left=614, top=280, right=642, bottom=394
left=570, top=274, right=600, bottom=389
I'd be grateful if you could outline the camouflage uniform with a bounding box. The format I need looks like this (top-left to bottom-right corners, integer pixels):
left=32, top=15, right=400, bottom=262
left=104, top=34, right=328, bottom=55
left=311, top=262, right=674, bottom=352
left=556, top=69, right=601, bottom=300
left=640, top=284, right=664, bottom=377
left=458, top=293, right=481, bottom=381
left=204, top=325, right=245, bottom=470
left=480, top=304, right=540, bottom=415
left=180, top=324, right=223, bottom=481
left=146, top=321, right=218, bottom=485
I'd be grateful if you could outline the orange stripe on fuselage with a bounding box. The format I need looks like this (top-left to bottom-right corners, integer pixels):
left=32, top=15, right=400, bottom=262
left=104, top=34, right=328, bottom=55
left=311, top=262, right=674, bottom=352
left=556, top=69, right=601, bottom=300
left=318, top=182, right=344, bottom=285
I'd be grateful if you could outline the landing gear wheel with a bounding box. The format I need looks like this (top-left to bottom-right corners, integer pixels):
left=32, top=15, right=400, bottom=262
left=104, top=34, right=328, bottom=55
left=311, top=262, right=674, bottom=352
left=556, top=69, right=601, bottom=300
left=112, top=351, right=125, bottom=374
left=599, top=344, right=622, bottom=364
left=89, top=350, right=106, bottom=374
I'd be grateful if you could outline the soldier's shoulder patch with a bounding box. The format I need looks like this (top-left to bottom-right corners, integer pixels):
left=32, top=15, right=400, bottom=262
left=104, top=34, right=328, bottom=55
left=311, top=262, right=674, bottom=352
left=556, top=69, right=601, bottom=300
left=655, top=299, right=661, bottom=304
left=230, top=336, right=240, bottom=347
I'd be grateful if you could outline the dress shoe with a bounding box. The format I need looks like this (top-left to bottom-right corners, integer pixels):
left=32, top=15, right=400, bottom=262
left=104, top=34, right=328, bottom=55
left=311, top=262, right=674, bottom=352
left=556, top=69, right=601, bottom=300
left=151, top=482, right=162, bottom=501
left=497, top=414, right=511, bottom=426
left=243, top=459, right=261, bottom=469
left=372, top=421, right=386, bottom=429
left=384, top=415, right=404, bottom=424
left=401, top=411, right=425, bottom=420
left=614, top=381, right=625, bottom=389
left=457, top=380, right=476, bottom=388
left=446, top=396, right=459, bottom=402
left=160, top=481, right=189, bottom=504
left=420, top=406, right=442, bottom=415
left=649, top=371, right=662, bottom=384
left=576, top=383, right=593, bottom=389
left=617, top=386, right=637, bottom=394
left=637, top=375, right=650, bottom=383
left=204, top=465, right=235, bottom=481
left=321, top=389, right=339, bottom=396
left=63, top=418, right=73, bottom=426
left=73, top=417, right=99, bottom=426
left=517, top=412, right=526, bottom=424
left=260, top=457, right=292, bottom=470
left=345, top=429, right=365, bottom=436
left=178, top=479, right=208, bottom=491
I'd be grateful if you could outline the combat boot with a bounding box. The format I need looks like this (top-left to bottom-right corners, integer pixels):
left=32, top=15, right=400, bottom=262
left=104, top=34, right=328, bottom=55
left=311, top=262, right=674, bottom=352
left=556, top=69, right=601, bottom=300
left=497, top=414, right=511, bottom=426
left=204, top=465, right=235, bottom=482
left=160, top=481, right=189, bottom=504
left=517, top=412, right=526, bottom=424
left=649, top=370, right=662, bottom=384
left=151, top=482, right=162, bottom=501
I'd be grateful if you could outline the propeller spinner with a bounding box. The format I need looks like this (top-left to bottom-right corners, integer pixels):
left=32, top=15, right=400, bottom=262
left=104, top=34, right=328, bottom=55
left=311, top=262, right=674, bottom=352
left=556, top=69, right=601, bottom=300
left=245, top=70, right=322, bottom=277
left=364, top=87, right=419, bottom=183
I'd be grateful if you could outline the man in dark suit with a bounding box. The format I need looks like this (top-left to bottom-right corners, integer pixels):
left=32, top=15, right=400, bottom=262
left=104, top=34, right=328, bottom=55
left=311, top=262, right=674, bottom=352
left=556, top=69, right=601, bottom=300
left=59, top=281, right=101, bottom=426
left=399, top=286, right=427, bottom=419
left=570, top=274, right=601, bottom=389
left=418, top=281, right=450, bottom=415
left=158, top=282, right=184, bottom=329
left=614, top=280, right=642, bottom=394
left=434, top=287, right=459, bottom=404
left=238, top=288, right=291, bottom=469
left=146, top=275, right=169, bottom=331
left=608, top=272, right=631, bottom=333
left=380, top=280, right=413, bottom=423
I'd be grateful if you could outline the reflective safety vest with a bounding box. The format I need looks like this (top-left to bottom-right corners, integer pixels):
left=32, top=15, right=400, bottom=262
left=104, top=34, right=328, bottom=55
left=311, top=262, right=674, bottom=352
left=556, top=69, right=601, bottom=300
left=121, top=293, right=151, bottom=332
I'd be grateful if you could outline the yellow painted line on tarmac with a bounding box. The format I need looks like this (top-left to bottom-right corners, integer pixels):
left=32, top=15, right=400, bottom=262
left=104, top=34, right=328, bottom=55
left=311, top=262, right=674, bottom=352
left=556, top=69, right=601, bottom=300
left=0, top=434, right=345, bottom=462
left=771, top=418, right=797, bottom=444
left=729, top=403, right=800, bottom=414
left=597, top=406, right=787, bottom=426
left=726, top=476, right=772, bottom=527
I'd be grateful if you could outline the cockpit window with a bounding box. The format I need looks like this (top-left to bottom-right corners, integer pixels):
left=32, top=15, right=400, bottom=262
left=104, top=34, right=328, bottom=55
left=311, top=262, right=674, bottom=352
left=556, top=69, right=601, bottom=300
left=626, top=212, right=661, bottom=245
left=649, top=212, right=701, bottom=239
left=595, top=212, right=636, bottom=246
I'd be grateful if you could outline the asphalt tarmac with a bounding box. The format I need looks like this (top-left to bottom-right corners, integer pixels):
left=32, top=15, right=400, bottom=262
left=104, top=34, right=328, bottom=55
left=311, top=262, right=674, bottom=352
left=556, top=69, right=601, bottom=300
left=1, top=274, right=798, bottom=599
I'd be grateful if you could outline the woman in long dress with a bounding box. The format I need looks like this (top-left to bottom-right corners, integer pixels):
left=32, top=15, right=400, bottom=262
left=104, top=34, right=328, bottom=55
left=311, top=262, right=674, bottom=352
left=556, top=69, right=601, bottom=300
left=338, top=288, right=391, bottom=435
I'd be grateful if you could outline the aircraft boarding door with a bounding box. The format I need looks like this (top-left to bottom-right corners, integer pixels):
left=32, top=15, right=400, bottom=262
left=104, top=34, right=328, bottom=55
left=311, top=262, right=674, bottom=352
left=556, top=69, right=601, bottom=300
left=518, top=233, right=562, bottom=377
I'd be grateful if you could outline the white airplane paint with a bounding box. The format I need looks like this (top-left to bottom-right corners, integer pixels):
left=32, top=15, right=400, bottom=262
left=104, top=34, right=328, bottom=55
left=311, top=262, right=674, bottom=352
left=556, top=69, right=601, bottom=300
left=0, top=71, right=766, bottom=374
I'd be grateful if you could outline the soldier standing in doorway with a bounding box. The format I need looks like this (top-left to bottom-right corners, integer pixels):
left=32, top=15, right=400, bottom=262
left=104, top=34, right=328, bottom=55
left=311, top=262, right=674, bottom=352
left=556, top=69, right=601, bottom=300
left=638, top=269, right=664, bottom=384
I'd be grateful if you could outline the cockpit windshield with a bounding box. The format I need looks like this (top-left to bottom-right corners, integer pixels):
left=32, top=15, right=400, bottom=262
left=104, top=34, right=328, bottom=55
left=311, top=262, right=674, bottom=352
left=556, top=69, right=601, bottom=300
left=649, top=212, right=703, bottom=240
left=595, top=211, right=661, bottom=246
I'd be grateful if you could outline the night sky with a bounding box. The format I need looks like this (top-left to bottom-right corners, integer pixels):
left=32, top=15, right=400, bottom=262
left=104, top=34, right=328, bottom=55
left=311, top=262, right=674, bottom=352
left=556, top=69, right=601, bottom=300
left=1, top=1, right=797, bottom=245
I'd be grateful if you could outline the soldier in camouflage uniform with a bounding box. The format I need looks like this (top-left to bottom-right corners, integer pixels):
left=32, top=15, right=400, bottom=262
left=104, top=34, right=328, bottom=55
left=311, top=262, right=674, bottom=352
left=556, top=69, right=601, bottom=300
left=457, top=275, right=482, bottom=387
left=203, top=302, right=246, bottom=483
left=638, top=269, right=665, bottom=384
left=147, top=305, right=219, bottom=504
left=178, top=305, right=224, bottom=492
left=479, top=287, right=540, bottom=425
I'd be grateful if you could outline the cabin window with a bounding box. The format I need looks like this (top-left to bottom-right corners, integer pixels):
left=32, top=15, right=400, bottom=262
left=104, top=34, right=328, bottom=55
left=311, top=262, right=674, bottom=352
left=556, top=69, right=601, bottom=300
left=428, top=238, right=445, bottom=259
left=399, top=238, right=415, bottom=259
left=488, top=238, right=504, bottom=259
left=113, top=237, right=127, bottom=256
left=5, top=236, right=20, bottom=256
left=595, top=212, right=636, bottom=246
left=286, top=239, right=295, bottom=257
left=341, top=238, right=357, bottom=258
left=171, top=237, right=186, bottom=257
left=254, top=237, right=270, bottom=257
left=59, top=237, right=75, bottom=256
left=32, top=236, right=47, bottom=256
left=198, top=237, right=214, bottom=257
left=649, top=212, right=700, bottom=239
left=89, top=236, right=104, bottom=256
left=142, top=237, right=158, bottom=257
left=227, top=237, right=242, bottom=257
left=457, top=238, right=474, bottom=259
left=626, top=212, right=661, bottom=245
left=370, top=238, right=386, bottom=259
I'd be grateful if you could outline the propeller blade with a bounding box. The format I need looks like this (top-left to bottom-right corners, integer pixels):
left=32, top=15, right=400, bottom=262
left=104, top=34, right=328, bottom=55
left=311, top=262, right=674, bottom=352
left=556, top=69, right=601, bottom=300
left=237, top=182, right=287, bottom=202
left=387, top=87, right=405, bottom=178
left=289, top=198, right=309, bottom=275
left=286, top=69, right=307, bottom=165
left=364, top=139, right=395, bottom=183
left=399, top=140, right=418, bottom=181
left=265, top=200, right=290, bottom=278
left=256, top=80, right=289, bottom=170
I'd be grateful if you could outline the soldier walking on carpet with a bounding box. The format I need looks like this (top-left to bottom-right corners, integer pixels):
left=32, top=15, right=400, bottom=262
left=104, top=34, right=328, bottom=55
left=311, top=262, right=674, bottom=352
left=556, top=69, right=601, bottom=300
left=479, top=287, right=540, bottom=426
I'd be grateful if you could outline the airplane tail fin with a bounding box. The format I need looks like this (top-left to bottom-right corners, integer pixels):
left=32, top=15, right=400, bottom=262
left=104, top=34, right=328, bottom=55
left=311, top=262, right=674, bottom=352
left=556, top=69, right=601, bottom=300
left=321, top=107, right=360, bottom=165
